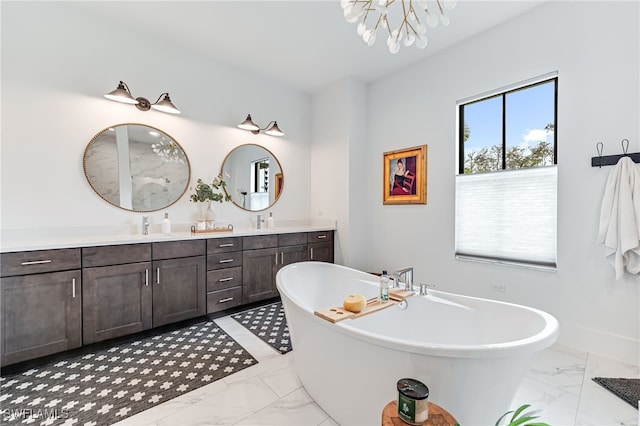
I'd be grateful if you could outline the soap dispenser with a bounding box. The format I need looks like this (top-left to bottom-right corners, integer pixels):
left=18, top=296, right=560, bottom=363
left=267, top=212, right=275, bottom=228
left=379, top=270, right=390, bottom=303
left=162, top=213, right=171, bottom=234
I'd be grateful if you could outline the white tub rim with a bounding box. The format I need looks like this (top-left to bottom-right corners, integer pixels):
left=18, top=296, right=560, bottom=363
left=276, top=262, right=559, bottom=359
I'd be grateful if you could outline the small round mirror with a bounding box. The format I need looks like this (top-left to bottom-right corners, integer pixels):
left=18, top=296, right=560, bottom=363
left=221, top=144, right=283, bottom=211
left=83, top=123, right=190, bottom=212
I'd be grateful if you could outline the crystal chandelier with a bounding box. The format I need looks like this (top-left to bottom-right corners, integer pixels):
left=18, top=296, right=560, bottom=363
left=341, top=0, right=457, bottom=54
left=151, top=139, right=186, bottom=164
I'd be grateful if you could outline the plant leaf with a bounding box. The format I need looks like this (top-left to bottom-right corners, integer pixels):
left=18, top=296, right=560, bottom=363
left=509, top=415, right=539, bottom=426
left=495, top=410, right=513, bottom=426
left=510, top=404, right=531, bottom=423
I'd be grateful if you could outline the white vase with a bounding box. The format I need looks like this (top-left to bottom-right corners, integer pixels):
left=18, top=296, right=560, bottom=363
left=203, top=201, right=215, bottom=221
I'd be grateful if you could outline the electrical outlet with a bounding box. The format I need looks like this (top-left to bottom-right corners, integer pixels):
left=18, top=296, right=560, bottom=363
left=491, top=282, right=506, bottom=293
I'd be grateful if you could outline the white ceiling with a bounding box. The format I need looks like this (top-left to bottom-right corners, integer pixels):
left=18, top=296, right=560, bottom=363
left=72, top=1, right=546, bottom=94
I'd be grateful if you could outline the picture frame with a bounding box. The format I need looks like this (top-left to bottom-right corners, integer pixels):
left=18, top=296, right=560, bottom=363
left=383, top=145, right=427, bottom=205
left=275, top=173, right=284, bottom=199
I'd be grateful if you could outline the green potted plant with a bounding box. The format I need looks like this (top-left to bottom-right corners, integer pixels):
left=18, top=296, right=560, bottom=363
left=455, top=404, right=550, bottom=426
left=190, top=173, right=232, bottom=222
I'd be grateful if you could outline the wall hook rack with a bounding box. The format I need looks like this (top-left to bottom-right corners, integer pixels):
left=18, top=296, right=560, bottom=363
left=591, top=139, right=640, bottom=167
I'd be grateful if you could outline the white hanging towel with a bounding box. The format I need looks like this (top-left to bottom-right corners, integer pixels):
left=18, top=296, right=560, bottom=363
left=597, top=156, right=640, bottom=279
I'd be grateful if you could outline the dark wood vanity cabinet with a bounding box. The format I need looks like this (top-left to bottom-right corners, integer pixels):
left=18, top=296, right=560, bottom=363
left=0, top=249, right=82, bottom=367
left=277, top=233, right=310, bottom=270
left=82, top=244, right=152, bottom=345
left=0, top=229, right=333, bottom=366
left=206, top=237, right=243, bottom=313
left=82, top=241, right=206, bottom=344
left=152, top=240, right=206, bottom=327
left=242, top=233, right=311, bottom=304
left=308, top=231, right=334, bottom=263
left=242, top=235, right=280, bottom=304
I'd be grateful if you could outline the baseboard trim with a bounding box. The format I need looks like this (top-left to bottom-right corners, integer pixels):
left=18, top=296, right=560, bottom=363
left=558, top=323, right=638, bottom=365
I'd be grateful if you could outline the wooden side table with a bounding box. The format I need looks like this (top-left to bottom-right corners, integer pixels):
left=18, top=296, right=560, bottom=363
left=382, top=400, right=457, bottom=426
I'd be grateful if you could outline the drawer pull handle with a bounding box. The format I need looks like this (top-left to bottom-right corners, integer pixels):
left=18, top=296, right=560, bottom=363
left=281, top=252, right=284, bottom=264
left=72, top=278, right=76, bottom=298
left=310, top=248, right=314, bottom=259
left=156, top=268, right=160, bottom=284
left=219, top=259, right=234, bottom=264
left=218, top=297, right=234, bottom=303
left=275, top=253, right=278, bottom=265
left=317, top=235, right=327, bottom=239
left=21, top=259, right=52, bottom=265
left=145, top=269, right=149, bottom=286
left=219, top=277, right=234, bottom=282
left=219, top=243, right=234, bottom=248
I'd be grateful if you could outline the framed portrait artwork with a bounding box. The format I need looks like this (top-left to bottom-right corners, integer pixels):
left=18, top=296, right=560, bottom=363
left=275, top=173, right=284, bottom=199
left=383, top=145, right=427, bottom=205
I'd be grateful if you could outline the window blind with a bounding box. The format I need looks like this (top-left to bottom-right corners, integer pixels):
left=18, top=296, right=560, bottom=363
left=455, top=166, right=557, bottom=269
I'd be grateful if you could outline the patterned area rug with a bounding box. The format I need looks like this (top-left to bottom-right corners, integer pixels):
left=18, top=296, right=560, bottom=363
left=0, top=320, right=257, bottom=425
left=232, top=301, right=292, bottom=354
left=593, top=377, right=640, bottom=409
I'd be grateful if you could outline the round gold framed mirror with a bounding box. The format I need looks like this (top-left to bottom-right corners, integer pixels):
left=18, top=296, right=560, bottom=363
left=221, top=144, right=283, bottom=211
left=83, top=123, right=190, bottom=212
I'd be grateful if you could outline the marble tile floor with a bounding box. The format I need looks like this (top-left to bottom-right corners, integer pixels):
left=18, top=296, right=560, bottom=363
left=113, top=314, right=639, bottom=426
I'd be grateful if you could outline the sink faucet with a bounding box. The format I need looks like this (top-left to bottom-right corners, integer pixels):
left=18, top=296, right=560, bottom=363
left=256, top=214, right=264, bottom=229
left=142, top=216, right=150, bottom=235
left=393, top=267, right=414, bottom=292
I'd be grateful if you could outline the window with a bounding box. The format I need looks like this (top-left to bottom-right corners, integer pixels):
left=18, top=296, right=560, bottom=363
left=455, top=74, right=558, bottom=269
left=251, top=159, right=269, bottom=193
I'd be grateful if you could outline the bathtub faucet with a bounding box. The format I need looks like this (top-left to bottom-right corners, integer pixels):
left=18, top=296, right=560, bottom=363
left=393, top=267, right=414, bottom=292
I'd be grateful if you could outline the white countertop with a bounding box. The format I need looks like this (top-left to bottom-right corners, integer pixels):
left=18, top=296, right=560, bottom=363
left=0, top=220, right=337, bottom=253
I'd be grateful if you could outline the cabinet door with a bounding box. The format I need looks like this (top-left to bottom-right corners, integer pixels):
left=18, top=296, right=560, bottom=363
left=1, top=270, right=81, bottom=366
left=243, top=248, right=279, bottom=304
left=273, top=245, right=309, bottom=296
left=278, top=245, right=309, bottom=268
left=153, top=256, right=206, bottom=327
left=82, top=262, right=152, bottom=345
left=309, top=242, right=334, bottom=263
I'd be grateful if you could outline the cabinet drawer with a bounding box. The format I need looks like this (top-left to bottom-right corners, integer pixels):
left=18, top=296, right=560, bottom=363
left=279, top=232, right=307, bottom=247
left=207, top=237, right=242, bottom=254
left=308, top=231, right=334, bottom=243
left=243, top=235, right=278, bottom=250
left=82, top=244, right=151, bottom=267
left=1, top=248, right=81, bottom=277
left=153, top=240, right=205, bottom=260
left=207, top=266, right=242, bottom=292
left=207, top=286, right=243, bottom=313
left=207, top=252, right=243, bottom=270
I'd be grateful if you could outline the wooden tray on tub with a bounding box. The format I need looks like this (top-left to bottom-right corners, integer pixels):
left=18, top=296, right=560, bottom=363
left=314, top=289, right=414, bottom=323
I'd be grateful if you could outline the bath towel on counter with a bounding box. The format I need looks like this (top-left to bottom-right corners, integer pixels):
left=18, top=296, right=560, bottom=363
left=597, top=156, right=640, bottom=279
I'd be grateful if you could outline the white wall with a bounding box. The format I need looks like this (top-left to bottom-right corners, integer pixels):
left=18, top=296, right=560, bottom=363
left=1, top=2, right=311, bottom=233
left=311, top=78, right=369, bottom=269
left=362, top=1, right=639, bottom=363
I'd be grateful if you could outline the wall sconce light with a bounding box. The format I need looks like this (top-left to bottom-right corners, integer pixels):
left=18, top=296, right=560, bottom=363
left=238, top=114, right=284, bottom=136
left=104, top=81, right=181, bottom=114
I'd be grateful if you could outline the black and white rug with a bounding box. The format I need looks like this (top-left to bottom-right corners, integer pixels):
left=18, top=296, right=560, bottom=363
left=0, top=320, right=257, bottom=425
left=593, top=377, right=640, bottom=409
left=232, top=302, right=292, bottom=354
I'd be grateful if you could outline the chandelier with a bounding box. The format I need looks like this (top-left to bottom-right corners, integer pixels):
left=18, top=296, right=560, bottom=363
left=341, top=0, right=457, bottom=54
left=151, top=139, right=186, bottom=165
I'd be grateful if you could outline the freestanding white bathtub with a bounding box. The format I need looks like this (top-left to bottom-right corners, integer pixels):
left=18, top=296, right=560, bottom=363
left=276, top=262, right=559, bottom=426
